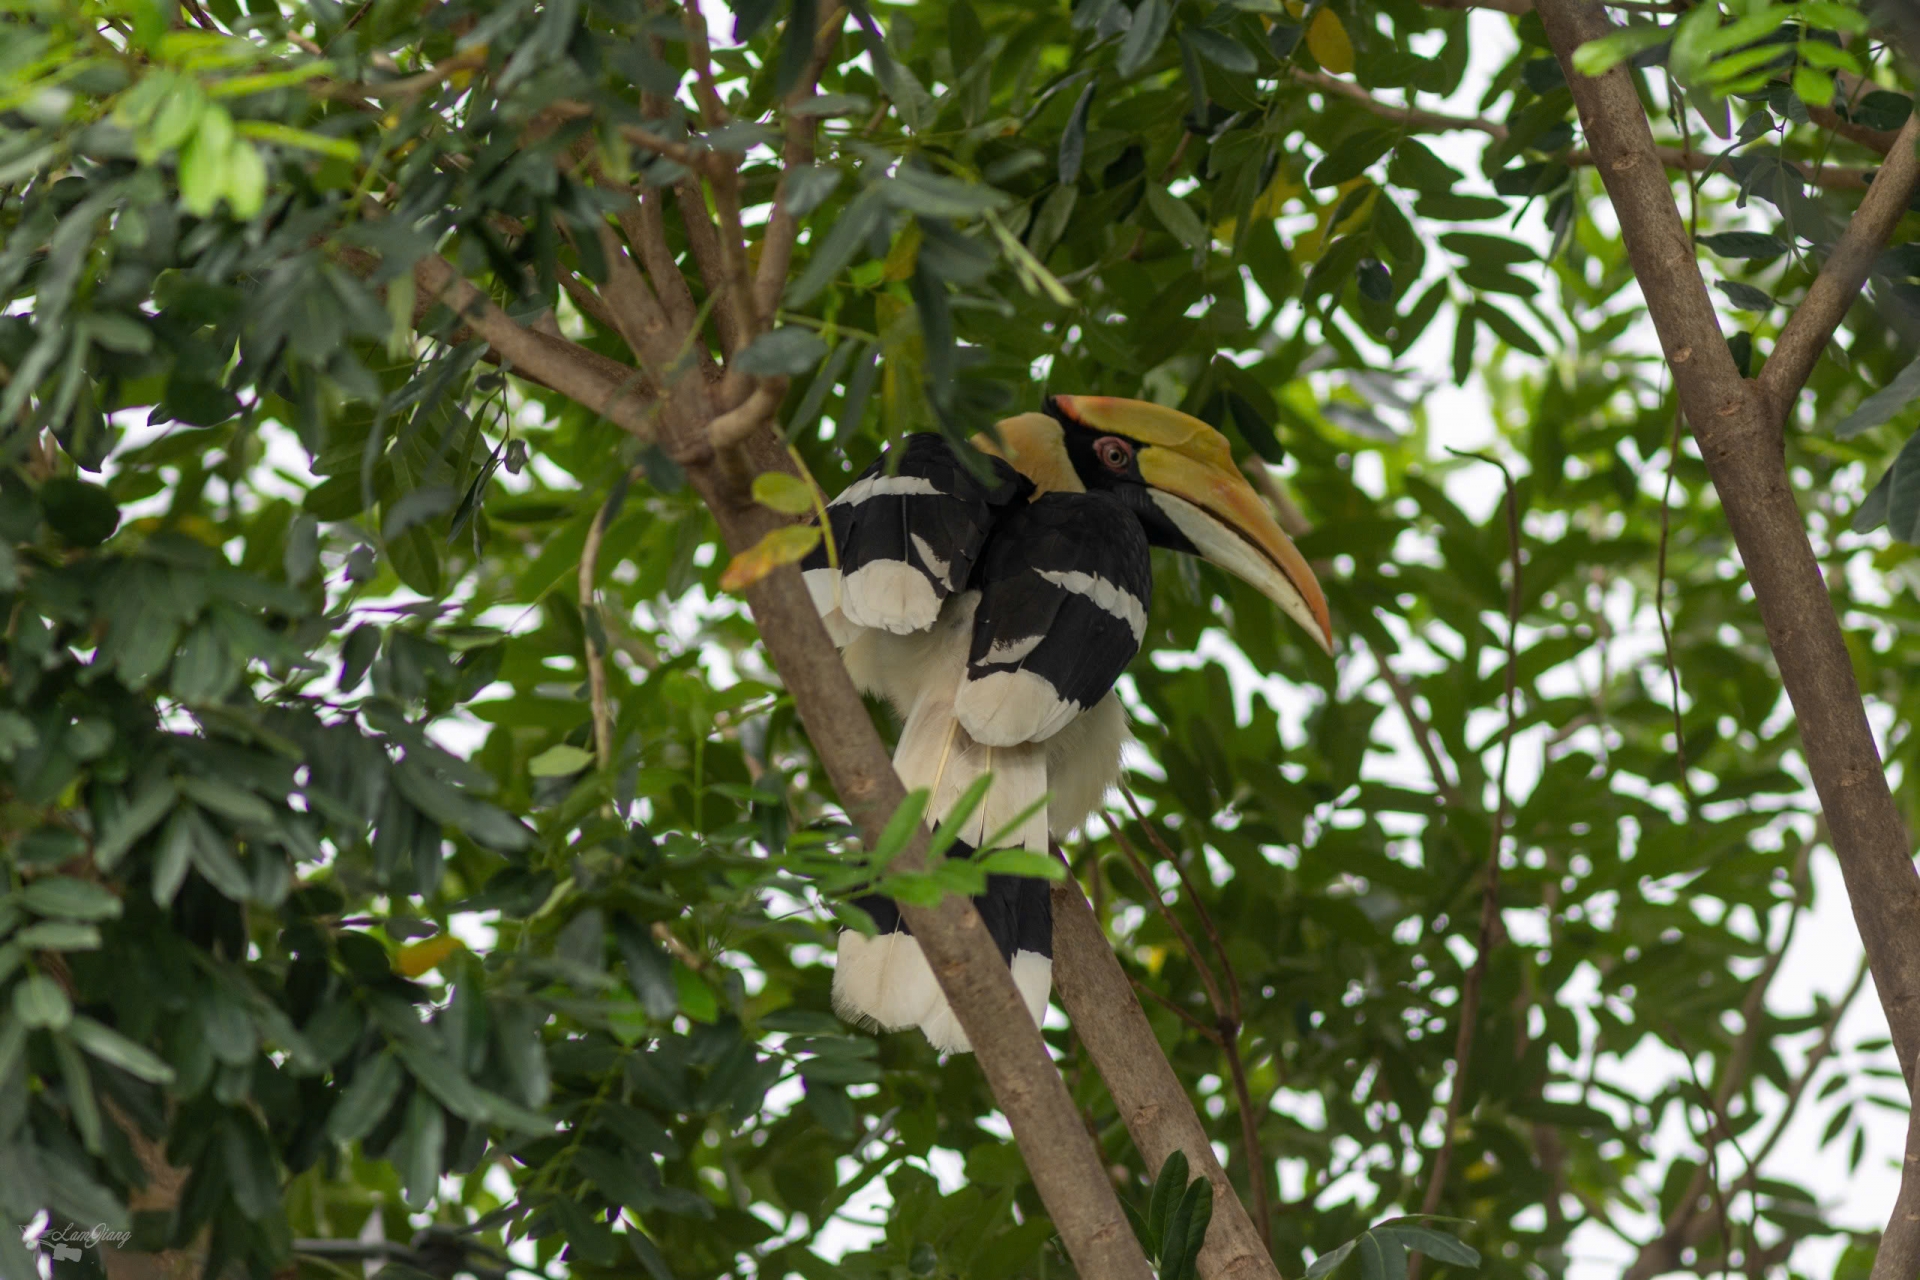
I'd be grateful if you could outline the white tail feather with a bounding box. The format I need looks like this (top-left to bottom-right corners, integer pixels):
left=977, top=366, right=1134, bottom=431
left=831, top=619, right=1055, bottom=1053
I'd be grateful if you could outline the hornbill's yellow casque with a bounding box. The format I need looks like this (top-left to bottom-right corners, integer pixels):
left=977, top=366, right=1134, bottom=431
left=804, top=395, right=1333, bottom=1052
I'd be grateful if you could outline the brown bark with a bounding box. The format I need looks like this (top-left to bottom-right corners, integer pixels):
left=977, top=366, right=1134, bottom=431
left=1535, top=0, right=1920, bottom=1098
left=1761, top=111, right=1920, bottom=404
left=1874, top=1085, right=1920, bottom=1280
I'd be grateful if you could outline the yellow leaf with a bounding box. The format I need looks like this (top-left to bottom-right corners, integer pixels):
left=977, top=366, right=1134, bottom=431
left=752, top=471, right=818, bottom=516
left=882, top=220, right=922, bottom=282
left=395, top=935, right=462, bottom=978
left=1308, top=9, right=1353, bottom=74
left=719, top=525, right=822, bottom=592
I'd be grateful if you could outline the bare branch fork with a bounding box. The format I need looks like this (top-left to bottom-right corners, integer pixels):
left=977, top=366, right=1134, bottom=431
left=1532, top=0, right=1920, bottom=1258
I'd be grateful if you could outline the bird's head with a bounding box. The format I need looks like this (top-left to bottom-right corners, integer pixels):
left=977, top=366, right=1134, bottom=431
left=975, top=396, right=1333, bottom=655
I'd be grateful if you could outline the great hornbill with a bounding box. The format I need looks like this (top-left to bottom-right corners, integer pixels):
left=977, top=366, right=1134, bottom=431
left=805, top=395, right=1332, bottom=1052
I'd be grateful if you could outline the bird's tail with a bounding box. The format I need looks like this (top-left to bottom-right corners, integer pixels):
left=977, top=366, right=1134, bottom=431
left=831, top=684, right=1054, bottom=1054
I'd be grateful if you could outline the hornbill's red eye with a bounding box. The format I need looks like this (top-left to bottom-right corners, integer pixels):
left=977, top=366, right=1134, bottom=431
left=1094, top=436, right=1132, bottom=472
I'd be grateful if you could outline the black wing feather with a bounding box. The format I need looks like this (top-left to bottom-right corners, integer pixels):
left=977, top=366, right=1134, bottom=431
left=802, top=434, right=1029, bottom=614
left=965, top=491, right=1152, bottom=724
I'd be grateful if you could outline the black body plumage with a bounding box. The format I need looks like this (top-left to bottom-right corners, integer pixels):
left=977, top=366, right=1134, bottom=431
left=812, top=434, right=1156, bottom=1037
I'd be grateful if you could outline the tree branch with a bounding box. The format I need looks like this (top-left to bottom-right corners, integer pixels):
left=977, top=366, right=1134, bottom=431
left=1537, top=0, right=1920, bottom=1091
left=1760, top=111, right=1920, bottom=405
left=1872, top=1067, right=1920, bottom=1280
left=675, top=178, right=752, bottom=357
left=621, top=185, right=702, bottom=338
left=756, top=5, right=847, bottom=322
left=1290, top=68, right=1508, bottom=138
left=708, top=379, right=787, bottom=449
left=590, top=222, right=687, bottom=378
left=411, top=253, right=658, bottom=440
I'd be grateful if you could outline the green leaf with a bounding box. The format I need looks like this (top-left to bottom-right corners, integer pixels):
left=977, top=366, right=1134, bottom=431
left=328, top=1051, right=403, bottom=1143
left=1832, top=354, right=1920, bottom=438
left=928, top=773, right=993, bottom=860
left=752, top=471, right=819, bottom=515
left=737, top=327, right=830, bottom=376
left=783, top=163, right=844, bottom=219
left=14, top=973, right=73, bottom=1030
left=1801, top=0, right=1871, bottom=31
left=1155, top=1176, right=1213, bottom=1279
left=530, top=743, right=596, bottom=777
left=37, top=476, right=120, bottom=545
left=1666, top=2, right=1722, bottom=84
left=1714, top=279, right=1776, bottom=312
left=1698, top=231, right=1789, bottom=258
left=1146, top=184, right=1209, bottom=250
left=1185, top=27, right=1256, bottom=72
left=973, top=849, right=1066, bottom=880
left=14, top=921, right=101, bottom=951
left=881, top=168, right=1011, bottom=219
left=1310, top=130, right=1396, bottom=187
left=1375, top=1223, right=1482, bottom=1268
left=786, top=186, right=888, bottom=307
left=1059, top=77, right=1097, bottom=185
left=873, top=788, right=929, bottom=860
left=1471, top=301, right=1545, bottom=356
left=1147, top=1149, right=1189, bottom=1252
left=1886, top=428, right=1920, bottom=542
left=1118, top=0, right=1172, bottom=77
left=1792, top=65, right=1835, bottom=106
left=21, top=876, right=122, bottom=921
left=179, top=775, right=276, bottom=827
left=65, top=1015, right=176, bottom=1084
left=1854, top=462, right=1893, bottom=533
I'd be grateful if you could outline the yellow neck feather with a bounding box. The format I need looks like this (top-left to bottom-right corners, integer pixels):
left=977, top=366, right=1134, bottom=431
left=972, top=413, right=1082, bottom=496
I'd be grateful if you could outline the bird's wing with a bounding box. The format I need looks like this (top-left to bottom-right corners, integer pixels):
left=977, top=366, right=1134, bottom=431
left=954, top=491, right=1152, bottom=747
left=802, top=433, right=1029, bottom=637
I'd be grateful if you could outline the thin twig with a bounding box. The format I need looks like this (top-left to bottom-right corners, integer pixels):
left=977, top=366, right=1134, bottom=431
left=1655, top=398, right=1692, bottom=805
left=1290, top=68, right=1508, bottom=139
left=709, top=379, right=787, bottom=450
left=1132, top=977, right=1225, bottom=1043
left=1109, top=822, right=1230, bottom=1020
left=1672, top=1034, right=1746, bottom=1272
left=756, top=4, right=848, bottom=320
left=1113, top=789, right=1271, bottom=1247
left=1623, top=847, right=1818, bottom=1280
left=1369, top=646, right=1464, bottom=808
left=1413, top=454, right=1522, bottom=1250
left=619, top=123, right=708, bottom=171
left=681, top=0, right=732, bottom=127
left=579, top=474, right=636, bottom=770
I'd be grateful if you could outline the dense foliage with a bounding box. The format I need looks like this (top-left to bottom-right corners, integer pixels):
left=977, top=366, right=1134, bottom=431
left=3, top=0, right=1917, bottom=1276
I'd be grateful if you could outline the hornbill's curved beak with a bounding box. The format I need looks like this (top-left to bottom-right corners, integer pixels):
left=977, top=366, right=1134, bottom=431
left=1055, top=395, right=1335, bottom=655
